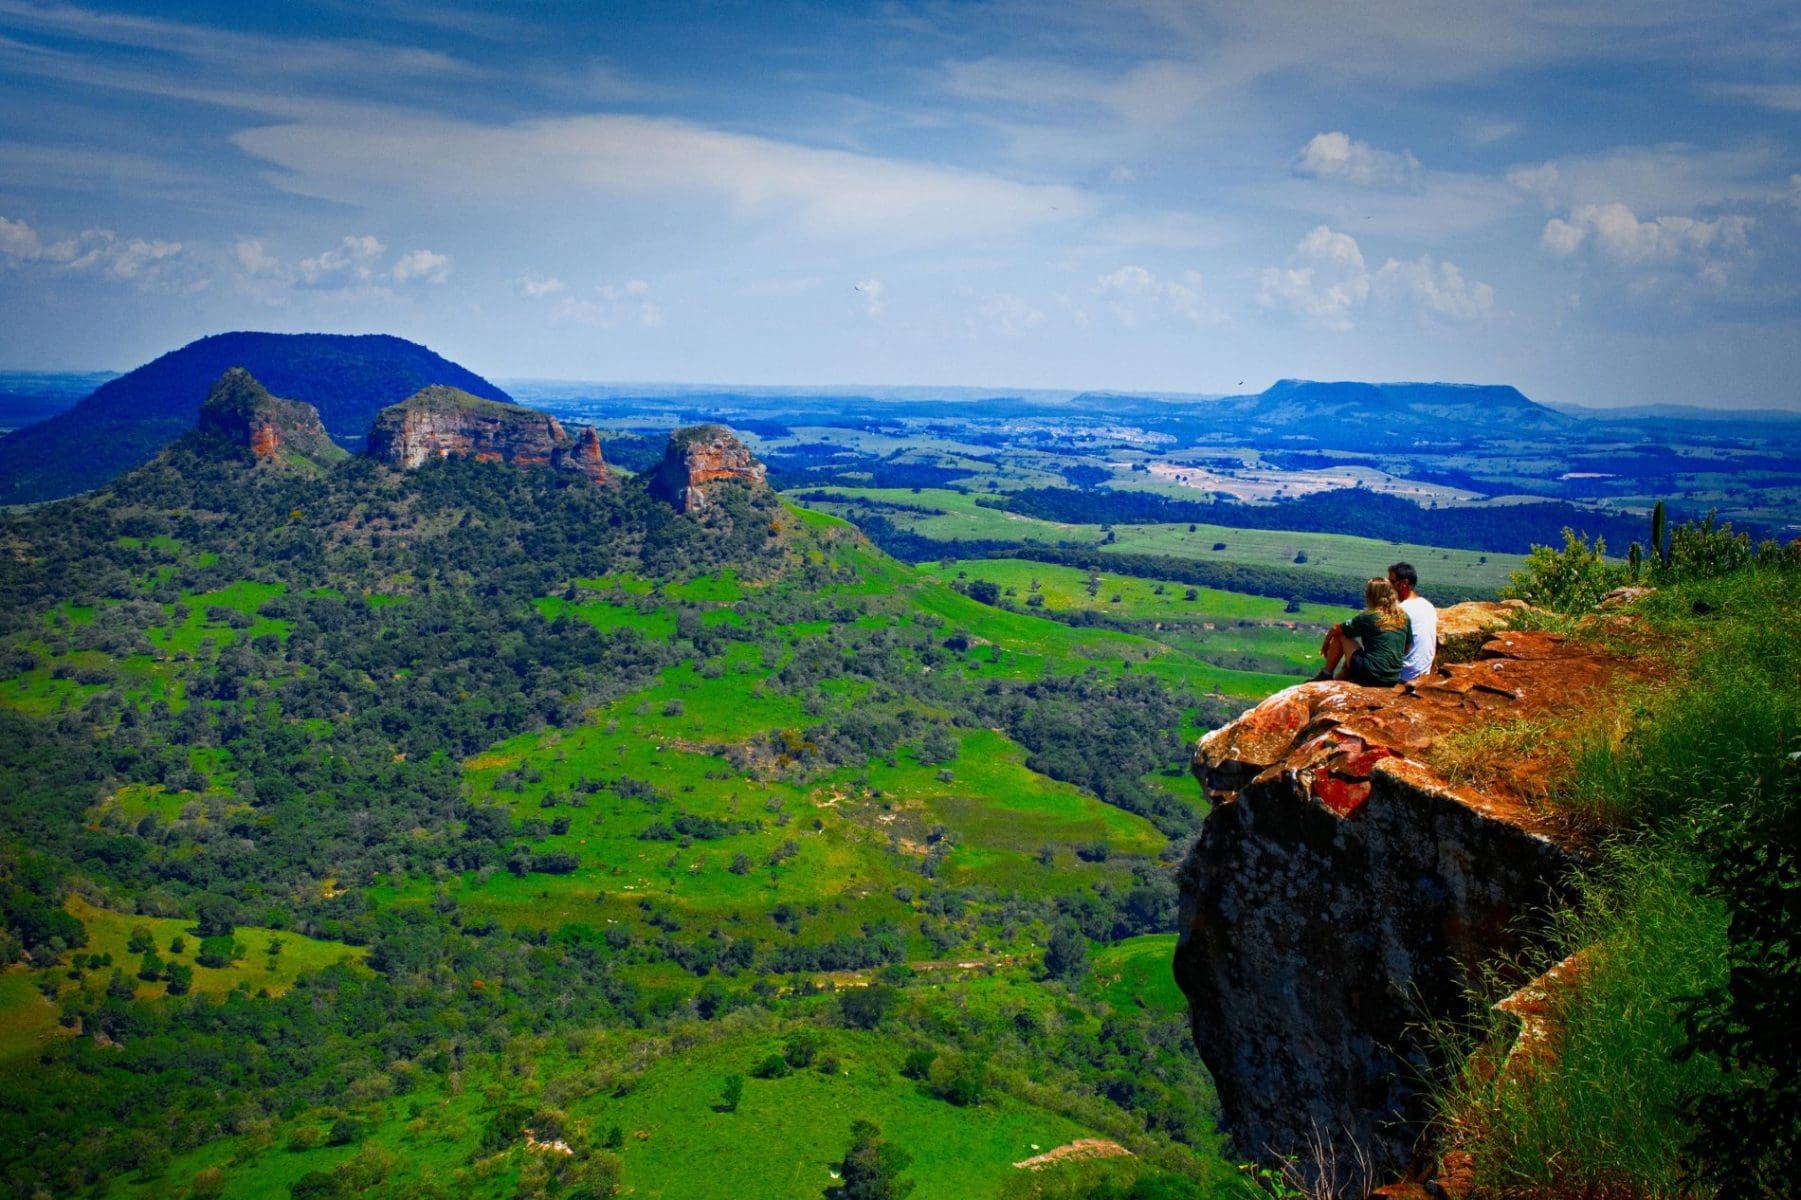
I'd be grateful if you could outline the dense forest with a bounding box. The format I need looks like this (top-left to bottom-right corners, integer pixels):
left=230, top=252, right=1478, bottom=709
left=0, top=427, right=1235, bottom=1198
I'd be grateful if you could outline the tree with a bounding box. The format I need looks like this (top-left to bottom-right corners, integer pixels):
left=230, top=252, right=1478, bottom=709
left=197, top=935, right=236, bottom=969
left=839, top=984, right=896, bottom=1030
left=718, top=1073, right=745, bottom=1113
left=192, top=894, right=237, bottom=939
left=1044, top=923, right=1089, bottom=985
left=827, top=1121, right=914, bottom=1200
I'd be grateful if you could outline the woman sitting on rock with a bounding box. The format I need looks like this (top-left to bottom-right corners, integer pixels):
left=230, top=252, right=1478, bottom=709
left=1315, top=577, right=1412, bottom=686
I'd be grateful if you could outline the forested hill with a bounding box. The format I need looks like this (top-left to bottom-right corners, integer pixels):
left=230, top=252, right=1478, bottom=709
left=0, top=332, right=511, bottom=505
left=0, top=409, right=1247, bottom=1198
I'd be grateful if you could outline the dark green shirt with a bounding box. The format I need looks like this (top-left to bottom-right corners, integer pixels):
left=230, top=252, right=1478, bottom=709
left=1343, top=610, right=1412, bottom=684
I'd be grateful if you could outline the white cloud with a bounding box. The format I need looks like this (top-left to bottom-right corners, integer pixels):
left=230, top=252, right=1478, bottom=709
left=298, top=234, right=383, bottom=286
left=100, top=238, right=182, bottom=280
left=0, top=214, right=44, bottom=263
left=1092, top=264, right=1213, bottom=326
left=1541, top=202, right=1752, bottom=267
left=233, top=237, right=282, bottom=276
left=3, top=214, right=182, bottom=284
left=1295, top=132, right=1419, bottom=187
left=1294, top=225, right=1365, bottom=272
left=854, top=278, right=885, bottom=317
left=976, top=292, right=1045, bottom=336
left=1256, top=225, right=1494, bottom=331
left=232, top=114, right=1092, bottom=244
left=1371, top=257, right=1497, bottom=323
left=391, top=248, right=449, bottom=285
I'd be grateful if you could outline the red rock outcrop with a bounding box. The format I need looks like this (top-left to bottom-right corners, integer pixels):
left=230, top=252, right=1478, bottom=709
left=646, top=424, right=767, bottom=514
left=195, top=367, right=345, bottom=469
left=1174, top=616, right=1648, bottom=1193
left=365, top=386, right=609, bottom=484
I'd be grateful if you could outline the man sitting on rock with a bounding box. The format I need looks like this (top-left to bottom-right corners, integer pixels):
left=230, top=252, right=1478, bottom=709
left=1387, top=561, right=1437, bottom=682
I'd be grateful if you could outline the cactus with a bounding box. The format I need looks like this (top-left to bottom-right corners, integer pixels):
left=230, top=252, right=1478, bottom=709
left=1650, top=501, right=1668, bottom=570
left=1628, top=541, right=1643, bottom=579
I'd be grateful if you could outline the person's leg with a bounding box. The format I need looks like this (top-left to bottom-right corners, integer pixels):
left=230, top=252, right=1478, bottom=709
left=1344, top=650, right=1378, bottom=686
left=1316, top=626, right=1350, bottom=680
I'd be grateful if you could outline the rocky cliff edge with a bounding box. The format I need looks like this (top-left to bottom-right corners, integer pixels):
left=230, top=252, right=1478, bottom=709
left=195, top=368, right=346, bottom=470
left=645, top=424, right=768, bottom=514
left=365, top=386, right=609, bottom=484
left=1174, top=602, right=1650, bottom=1194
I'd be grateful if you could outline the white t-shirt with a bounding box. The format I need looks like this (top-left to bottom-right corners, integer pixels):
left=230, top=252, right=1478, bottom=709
left=1399, top=595, right=1437, bottom=681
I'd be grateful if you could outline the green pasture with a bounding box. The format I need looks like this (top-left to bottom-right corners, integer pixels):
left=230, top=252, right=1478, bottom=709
left=147, top=580, right=290, bottom=654
left=919, top=558, right=1342, bottom=625
left=0, top=898, right=366, bottom=1064
left=605, top=1022, right=1098, bottom=1199
left=1092, top=934, right=1187, bottom=1019
left=408, top=680, right=1163, bottom=940
left=796, top=487, right=1523, bottom=595
left=1107, top=523, right=1520, bottom=595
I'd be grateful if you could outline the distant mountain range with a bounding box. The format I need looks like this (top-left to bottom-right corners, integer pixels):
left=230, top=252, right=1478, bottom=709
left=0, top=332, right=509, bottom=505
left=5, top=334, right=1797, bottom=506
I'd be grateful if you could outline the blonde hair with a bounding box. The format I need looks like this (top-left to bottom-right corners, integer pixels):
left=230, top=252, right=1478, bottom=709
left=1364, top=578, right=1407, bottom=631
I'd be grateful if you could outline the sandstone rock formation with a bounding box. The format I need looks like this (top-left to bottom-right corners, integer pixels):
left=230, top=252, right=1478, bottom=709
left=365, top=386, right=609, bottom=484
left=195, top=367, right=345, bottom=469
left=1175, top=613, right=1647, bottom=1194
left=646, top=424, right=767, bottom=514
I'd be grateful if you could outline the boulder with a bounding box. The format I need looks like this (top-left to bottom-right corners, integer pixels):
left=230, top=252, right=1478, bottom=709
left=1434, top=598, right=1532, bottom=663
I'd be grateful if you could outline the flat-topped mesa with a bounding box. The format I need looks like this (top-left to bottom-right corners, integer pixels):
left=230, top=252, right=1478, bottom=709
left=195, top=367, right=345, bottom=468
left=646, top=424, right=767, bottom=514
left=1173, top=604, right=1648, bottom=1194
left=365, top=386, right=609, bottom=484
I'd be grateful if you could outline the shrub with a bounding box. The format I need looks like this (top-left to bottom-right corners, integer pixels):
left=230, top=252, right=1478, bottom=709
left=1502, top=528, right=1624, bottom=614
left=751, top=1052, right=790, bottom=1079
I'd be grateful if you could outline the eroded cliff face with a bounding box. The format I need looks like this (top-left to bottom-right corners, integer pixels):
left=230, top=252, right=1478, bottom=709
left=646, top=424, right=768, bottom=514
left=365, top=386, right=610, bottom=484
left=1174, top=607, right=1641, bottom=1193
left=195, top=367, right=344, bottom=468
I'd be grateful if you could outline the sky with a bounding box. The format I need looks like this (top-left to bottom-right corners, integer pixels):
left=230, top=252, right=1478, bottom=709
left=0, top=0, right=1797, bottom=409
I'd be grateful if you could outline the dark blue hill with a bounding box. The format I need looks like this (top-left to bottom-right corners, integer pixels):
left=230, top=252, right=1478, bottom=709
left=1212, top=379, right=1574, bottom=443
left=0, top=332, right=510, bottom=504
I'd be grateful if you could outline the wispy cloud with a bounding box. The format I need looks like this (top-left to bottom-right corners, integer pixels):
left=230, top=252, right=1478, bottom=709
left=232, top=114, right=1093, bottom=244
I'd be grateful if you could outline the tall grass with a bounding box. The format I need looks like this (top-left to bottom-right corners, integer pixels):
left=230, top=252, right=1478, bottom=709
left=1436, top=564, right=1799, bottom=1197
left=1443, top=842, right=1726, bottom=1197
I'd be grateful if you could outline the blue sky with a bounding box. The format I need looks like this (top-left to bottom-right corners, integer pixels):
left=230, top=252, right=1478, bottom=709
left=1, top=0, right=1797, bottom=408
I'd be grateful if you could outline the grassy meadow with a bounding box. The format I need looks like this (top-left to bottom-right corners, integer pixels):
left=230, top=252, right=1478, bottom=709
left=793, top=486, right=1524, bottom=596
